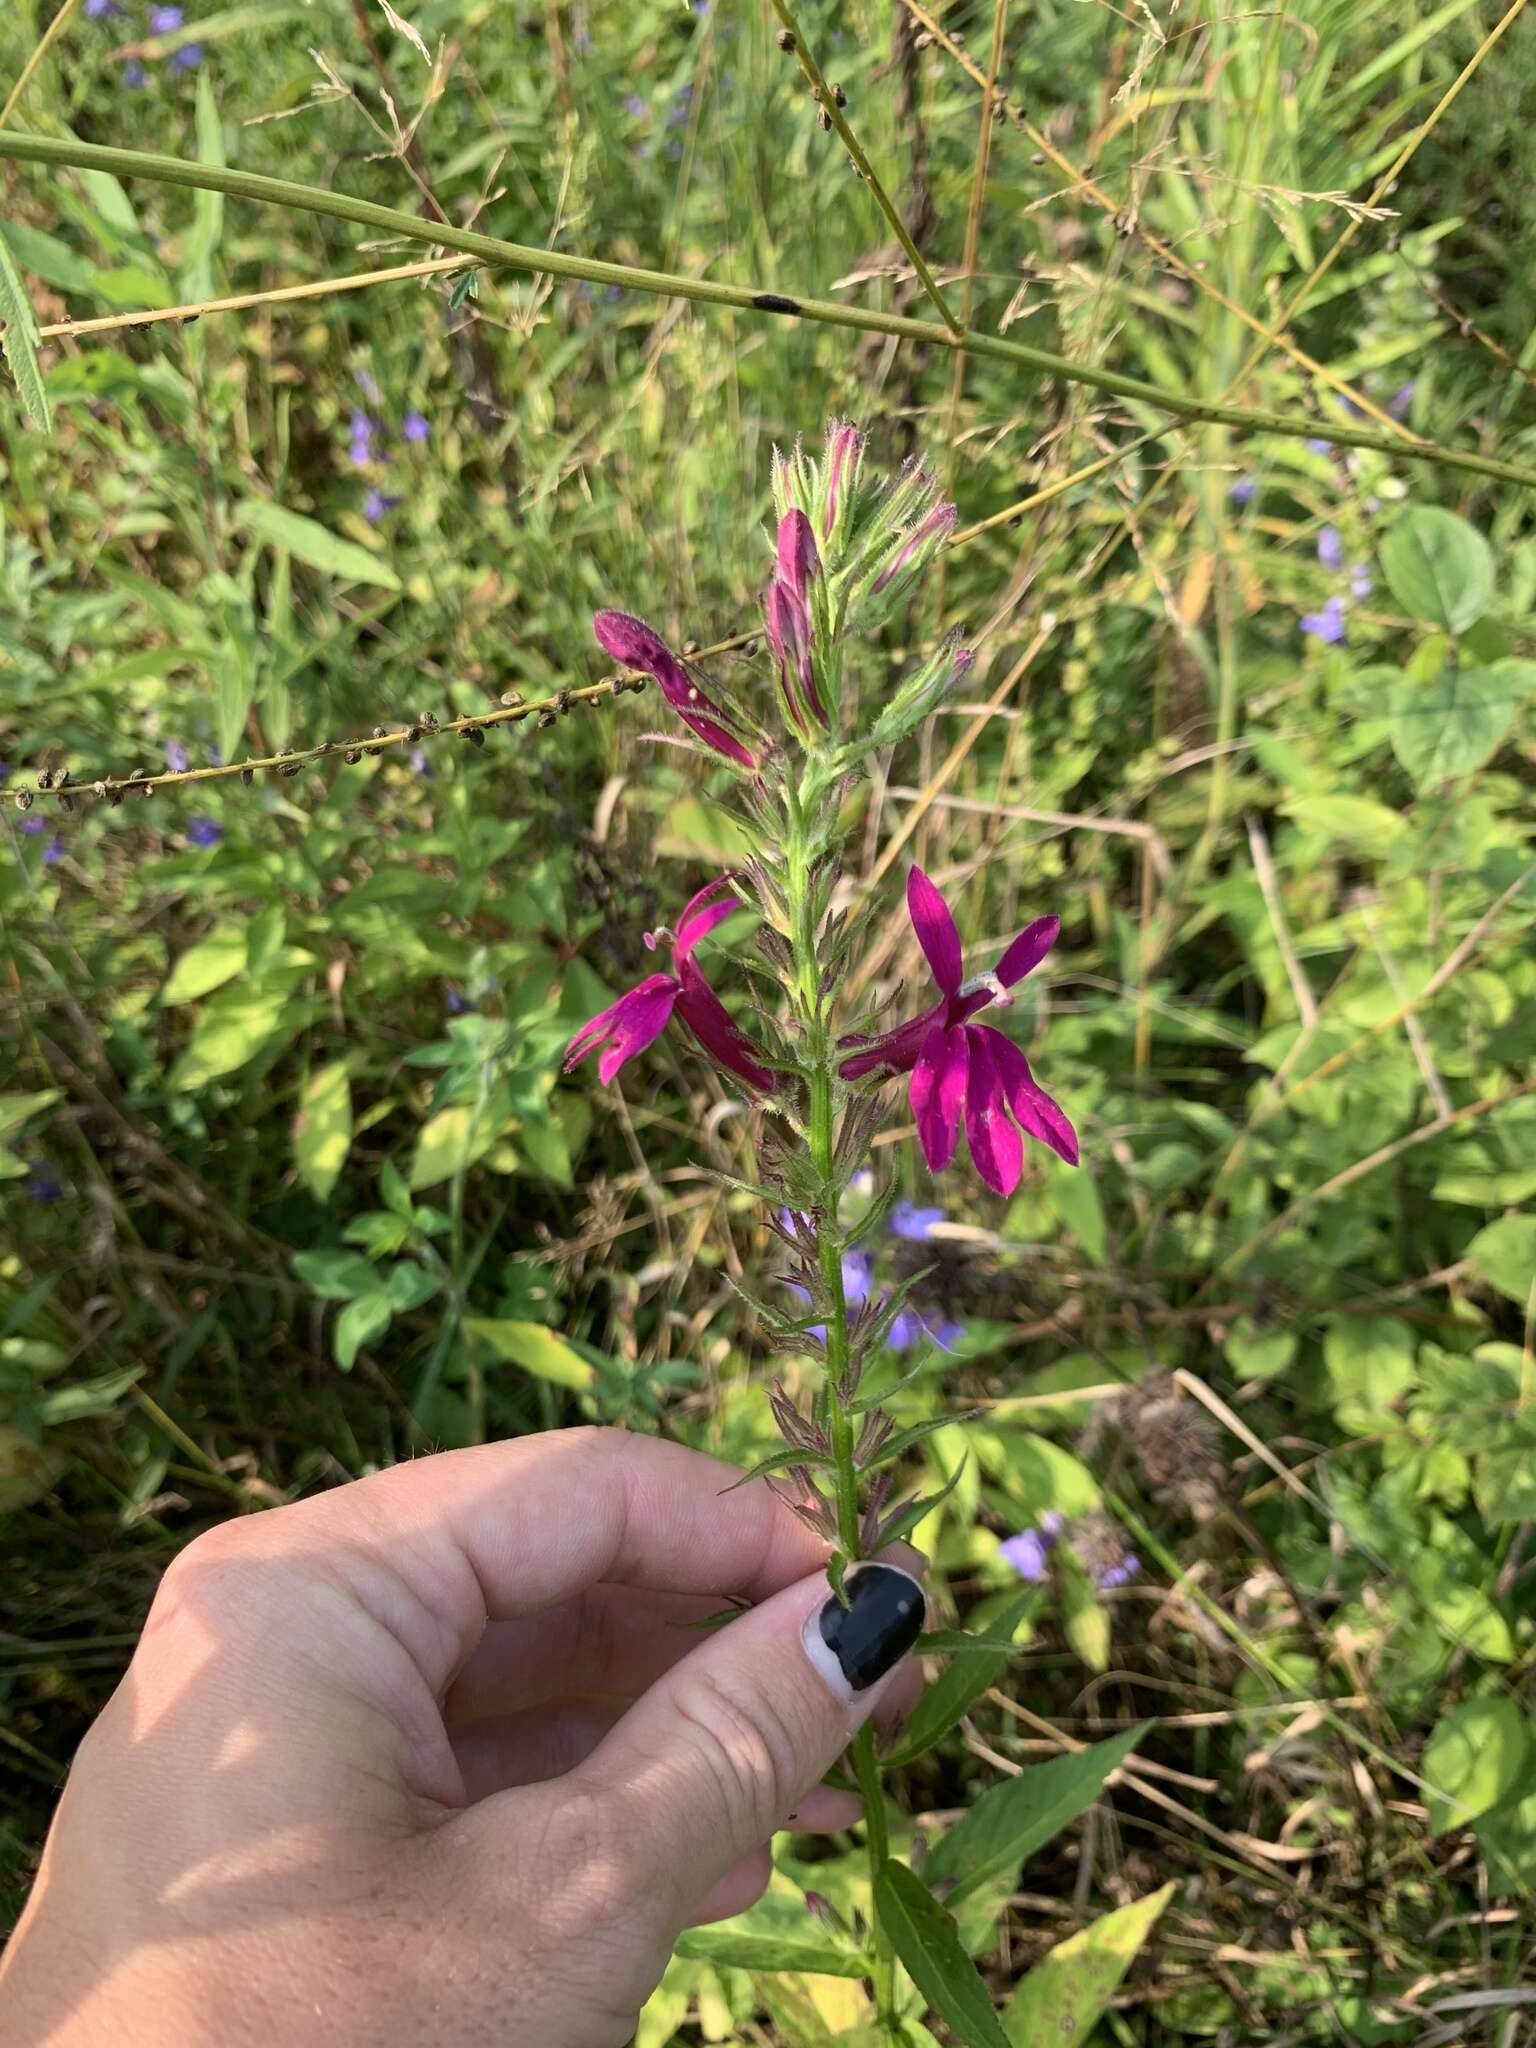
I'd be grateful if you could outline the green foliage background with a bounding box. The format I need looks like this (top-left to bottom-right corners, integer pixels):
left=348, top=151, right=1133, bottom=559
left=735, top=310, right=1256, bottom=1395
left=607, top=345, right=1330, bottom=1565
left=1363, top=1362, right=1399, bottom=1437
left=2, top=0, right=1535, bottom=2037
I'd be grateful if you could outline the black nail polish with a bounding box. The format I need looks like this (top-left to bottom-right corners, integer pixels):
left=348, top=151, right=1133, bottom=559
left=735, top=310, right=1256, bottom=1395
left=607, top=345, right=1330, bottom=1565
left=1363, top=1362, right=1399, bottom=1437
left=809, top=1563, right=925, bottom=1693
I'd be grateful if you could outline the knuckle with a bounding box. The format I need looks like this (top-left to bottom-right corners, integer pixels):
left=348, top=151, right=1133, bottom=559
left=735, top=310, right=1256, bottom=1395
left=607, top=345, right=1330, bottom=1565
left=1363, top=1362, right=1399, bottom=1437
left=671, top=1667, right=806, bottom=1841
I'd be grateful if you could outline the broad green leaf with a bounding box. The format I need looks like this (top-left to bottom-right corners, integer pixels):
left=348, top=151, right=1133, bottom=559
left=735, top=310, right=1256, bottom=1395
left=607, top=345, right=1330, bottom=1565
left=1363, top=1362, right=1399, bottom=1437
left=1282, top=794, right=1406, bottom=855
left=294, top=1061, right=352, bottom=1203
left=1061, top=1568, right=1112, bottom=1673
left=292, top=1250, right=379, bottom=1300
left=238, top=499, right=402, bottom=591
left=1422, top=1697, right=1532, bottom=1835
left=335, top=1292, right=393, bottom=1371
left=1323, top=1316, right=1417, bottom=1432
left=873, top=1861, right=1011, bottom=2048
left=385, top=1262, right=439, bottom=1312
left=160, top=928, right=247, bottom=1005
left=170, top=986, right=307, bottom=1090
left=0, top=233, right=51, bottom=433
left=1379, top=507, right=1492, bottom=633
left=884, top=1592, right=1036, bottom=1768
left=674, top=1928, right=867, bottom=1978
left=1004, top=1882, right=1175, bottom=2048
left=1390, top=665, right=1521, bottom=786
left=0, top=1425, right=66, bottom=1514
left=1466, top=1217, right=1536, bottom=1305
left=1224, top=1315, right=1296, bottom=1380
left=0, top=220, right=98, bottom=297
left=410, top=1100, right=505, bottom=1188
left=925, top=1725, right=1147, bottom=1907
left=463, top=1317, right=595, bottom=1390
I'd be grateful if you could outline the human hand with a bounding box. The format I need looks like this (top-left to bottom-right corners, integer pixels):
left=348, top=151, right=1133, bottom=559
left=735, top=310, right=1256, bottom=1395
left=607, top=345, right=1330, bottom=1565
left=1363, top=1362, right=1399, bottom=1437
left=0, top=1427, right=925, bottom=2046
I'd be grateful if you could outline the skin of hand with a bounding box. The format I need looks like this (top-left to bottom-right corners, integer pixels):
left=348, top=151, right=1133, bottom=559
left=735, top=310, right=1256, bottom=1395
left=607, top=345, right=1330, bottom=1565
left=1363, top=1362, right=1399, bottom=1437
left=0, top=1427, right=925, bottom=2047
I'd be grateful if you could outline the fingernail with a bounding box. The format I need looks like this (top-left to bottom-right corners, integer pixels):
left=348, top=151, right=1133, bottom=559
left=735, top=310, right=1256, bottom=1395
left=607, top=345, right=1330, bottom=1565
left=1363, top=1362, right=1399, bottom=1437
left=802, top=1562, right=926, bottom=1701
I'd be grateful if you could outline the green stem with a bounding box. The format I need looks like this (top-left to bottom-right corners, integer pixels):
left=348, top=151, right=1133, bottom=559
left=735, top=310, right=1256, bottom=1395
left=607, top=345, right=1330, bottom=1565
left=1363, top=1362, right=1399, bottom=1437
left=783, top=772, right=899, bottom=2033
left=2, top=131, right=1533, bottom=488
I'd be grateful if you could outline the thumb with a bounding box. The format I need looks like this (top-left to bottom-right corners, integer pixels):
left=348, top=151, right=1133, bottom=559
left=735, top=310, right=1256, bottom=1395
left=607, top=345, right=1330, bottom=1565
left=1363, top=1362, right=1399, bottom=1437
left=573, top=1561, right=925, bottom=1922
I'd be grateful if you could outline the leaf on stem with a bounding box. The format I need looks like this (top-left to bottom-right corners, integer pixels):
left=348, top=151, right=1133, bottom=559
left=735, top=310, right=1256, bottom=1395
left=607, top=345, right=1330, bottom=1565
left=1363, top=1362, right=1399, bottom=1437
left=882, top=1592, right=1038, bottom=1768
left=873, top=1860, right=1012, bottom=2048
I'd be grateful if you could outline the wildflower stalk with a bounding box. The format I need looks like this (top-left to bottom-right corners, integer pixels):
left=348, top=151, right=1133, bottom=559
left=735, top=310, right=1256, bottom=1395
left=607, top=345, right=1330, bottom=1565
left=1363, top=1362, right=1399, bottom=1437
left=781, top=770, right=899, bottom=2030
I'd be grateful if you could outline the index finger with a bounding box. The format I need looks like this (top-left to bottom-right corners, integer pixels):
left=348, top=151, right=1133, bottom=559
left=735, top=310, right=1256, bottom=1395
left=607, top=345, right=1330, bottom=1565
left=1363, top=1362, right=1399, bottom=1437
left=206, top=1426, right=829, bottom=1696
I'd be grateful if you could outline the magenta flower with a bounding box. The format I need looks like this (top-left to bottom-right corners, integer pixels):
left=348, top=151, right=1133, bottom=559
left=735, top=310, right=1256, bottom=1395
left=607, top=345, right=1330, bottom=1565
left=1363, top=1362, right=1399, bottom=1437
left=593, top=611, right=758, bottom=771
left=764, top=510, right=826, bottom=735
left=840, top=866, right=1077, bottom=1193
left=821, top=418, right=864, bottom=537
left=564, top=875, right=773, bottom=1091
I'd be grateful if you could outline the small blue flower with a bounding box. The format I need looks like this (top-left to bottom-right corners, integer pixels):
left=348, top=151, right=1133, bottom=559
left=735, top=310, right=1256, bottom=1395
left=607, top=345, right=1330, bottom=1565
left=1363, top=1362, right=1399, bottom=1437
left=403, top=410, right=430, bottom=443
left=187, top=816, right=223, bottom=848
left=25, top=1159, right=63, bottom=1202
left=148, top=4, right=183, bottom=28
left=1350, top=565, right=1374, bottom=600
left=1096, top=1552, right=1140, bottom=1590
left=625, top=94, right=646, bottom=116
left=121, top=59, right=148, bottom=85
left=21, top=815, right=46, bottom=837
left=999, top=1529, right=1050, bottom=1581
left=444, top=990, right=476, bottom=1016
left=1388, top=380, right=1416, bottom=421
left=165, top=740, right=190, bottom=773
left=363, top=488, right=401, bottom=521
left=1228, top=473, right=1256, bottom=504
left=42, top=835, right=65, bottom=865
left=356, top=368, right=382, bottom=403
left=170, top=43, right=203, bottom=70
left=409, top=746, right=430, bottom=776
left=0, top=762, right=11, bottom=785
left=1301, top=596, right=1346, bottom=644
left=207, top=744, right=224, bottom=768
left=85, top=0, right=123, bottom=16
left=890, top=1201, right=946, bottom=1241
left=1305, top=436, right=1333, bottom=456
left=1317, top=524, right=1343, bottom=571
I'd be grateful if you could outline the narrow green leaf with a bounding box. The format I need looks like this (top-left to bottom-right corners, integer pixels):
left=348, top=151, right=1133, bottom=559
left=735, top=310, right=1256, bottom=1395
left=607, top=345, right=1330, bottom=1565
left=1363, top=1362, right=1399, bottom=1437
left=873, top=1860, right=1011, bottom=2048
left=925, top=1724, right=1149, bottom=1908
left=875, top=1457, right=967, bottom=1548
left=1003, top=1883, right=1175, bottom=2048
left=673, top=1928, right=868, bottom=1978
left=865, top=1410, right=984, bottom=1472
left=462, top=1317, right=595, bottom=1390
left=722, top=1446, right=835, bottom=1490
left=0, top=232, right=51, bottom=433
left=884, top=1592, right=1037, bottom=1767
left=238, top=499, right=402, bottom=590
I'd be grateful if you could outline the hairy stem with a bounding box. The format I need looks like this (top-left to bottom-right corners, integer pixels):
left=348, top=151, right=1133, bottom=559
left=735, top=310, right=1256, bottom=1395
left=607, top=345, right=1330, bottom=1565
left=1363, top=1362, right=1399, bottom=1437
left=784, top=771, right=899, bottom=2031
left=2, top=131, right=1533, bottom=488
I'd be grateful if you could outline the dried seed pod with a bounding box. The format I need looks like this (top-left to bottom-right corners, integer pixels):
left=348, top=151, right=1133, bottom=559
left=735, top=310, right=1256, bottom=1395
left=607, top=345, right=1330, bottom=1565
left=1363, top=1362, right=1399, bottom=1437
left=555, top=689, right=572, bottom=715
left=776, top=27, right=795, bottom=49
left=58, top=793, right=75, bottom=814
left=406, top=726, right=422, bottom=741
left=499, top=690, right=525, bottom=709
left=240, top=765, right=254, bottom=786
left=832, top=83, right=847, bottom=108
left=818, top=107, right=832, bottom=131
left=418, top=711, right=439, bottom=732
left=16, top=789, right=33, bottom=812
left=279, top=761, right=303, bottom=777
left=459, top=725, right=486, bottom=747
left=537, top=707, right=557, bottom=729
left=344, top=749, right=363, bottom=765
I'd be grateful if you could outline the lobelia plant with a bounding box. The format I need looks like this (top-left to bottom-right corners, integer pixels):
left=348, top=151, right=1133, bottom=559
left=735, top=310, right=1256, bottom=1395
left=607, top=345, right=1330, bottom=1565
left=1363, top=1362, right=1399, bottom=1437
left=564, top=424, right=1146, bottom=2045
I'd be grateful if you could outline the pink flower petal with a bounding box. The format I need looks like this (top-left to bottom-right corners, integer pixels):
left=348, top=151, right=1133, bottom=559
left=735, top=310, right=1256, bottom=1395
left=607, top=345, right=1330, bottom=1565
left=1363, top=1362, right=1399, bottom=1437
left=674, top=958, right=774, bottom=1091
left=776, top=508, right=820, bottom=597
left=907, top=865, right=963, bottom=997
left=963, top=1027, right=1023, bottom=1195
left=838, top=1000, right=947, bottom=1081
left=987, top=1030, right=1079, bottom=1165
left=675, top=874, right=746, bottom=960
left=995, top=914, right=1060, bottom=988
left=909, top=1023, right=969, bottom=1172
left=564, top=973, right=680, bottom=1084
left=594, top=610, right=757, bottom=770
